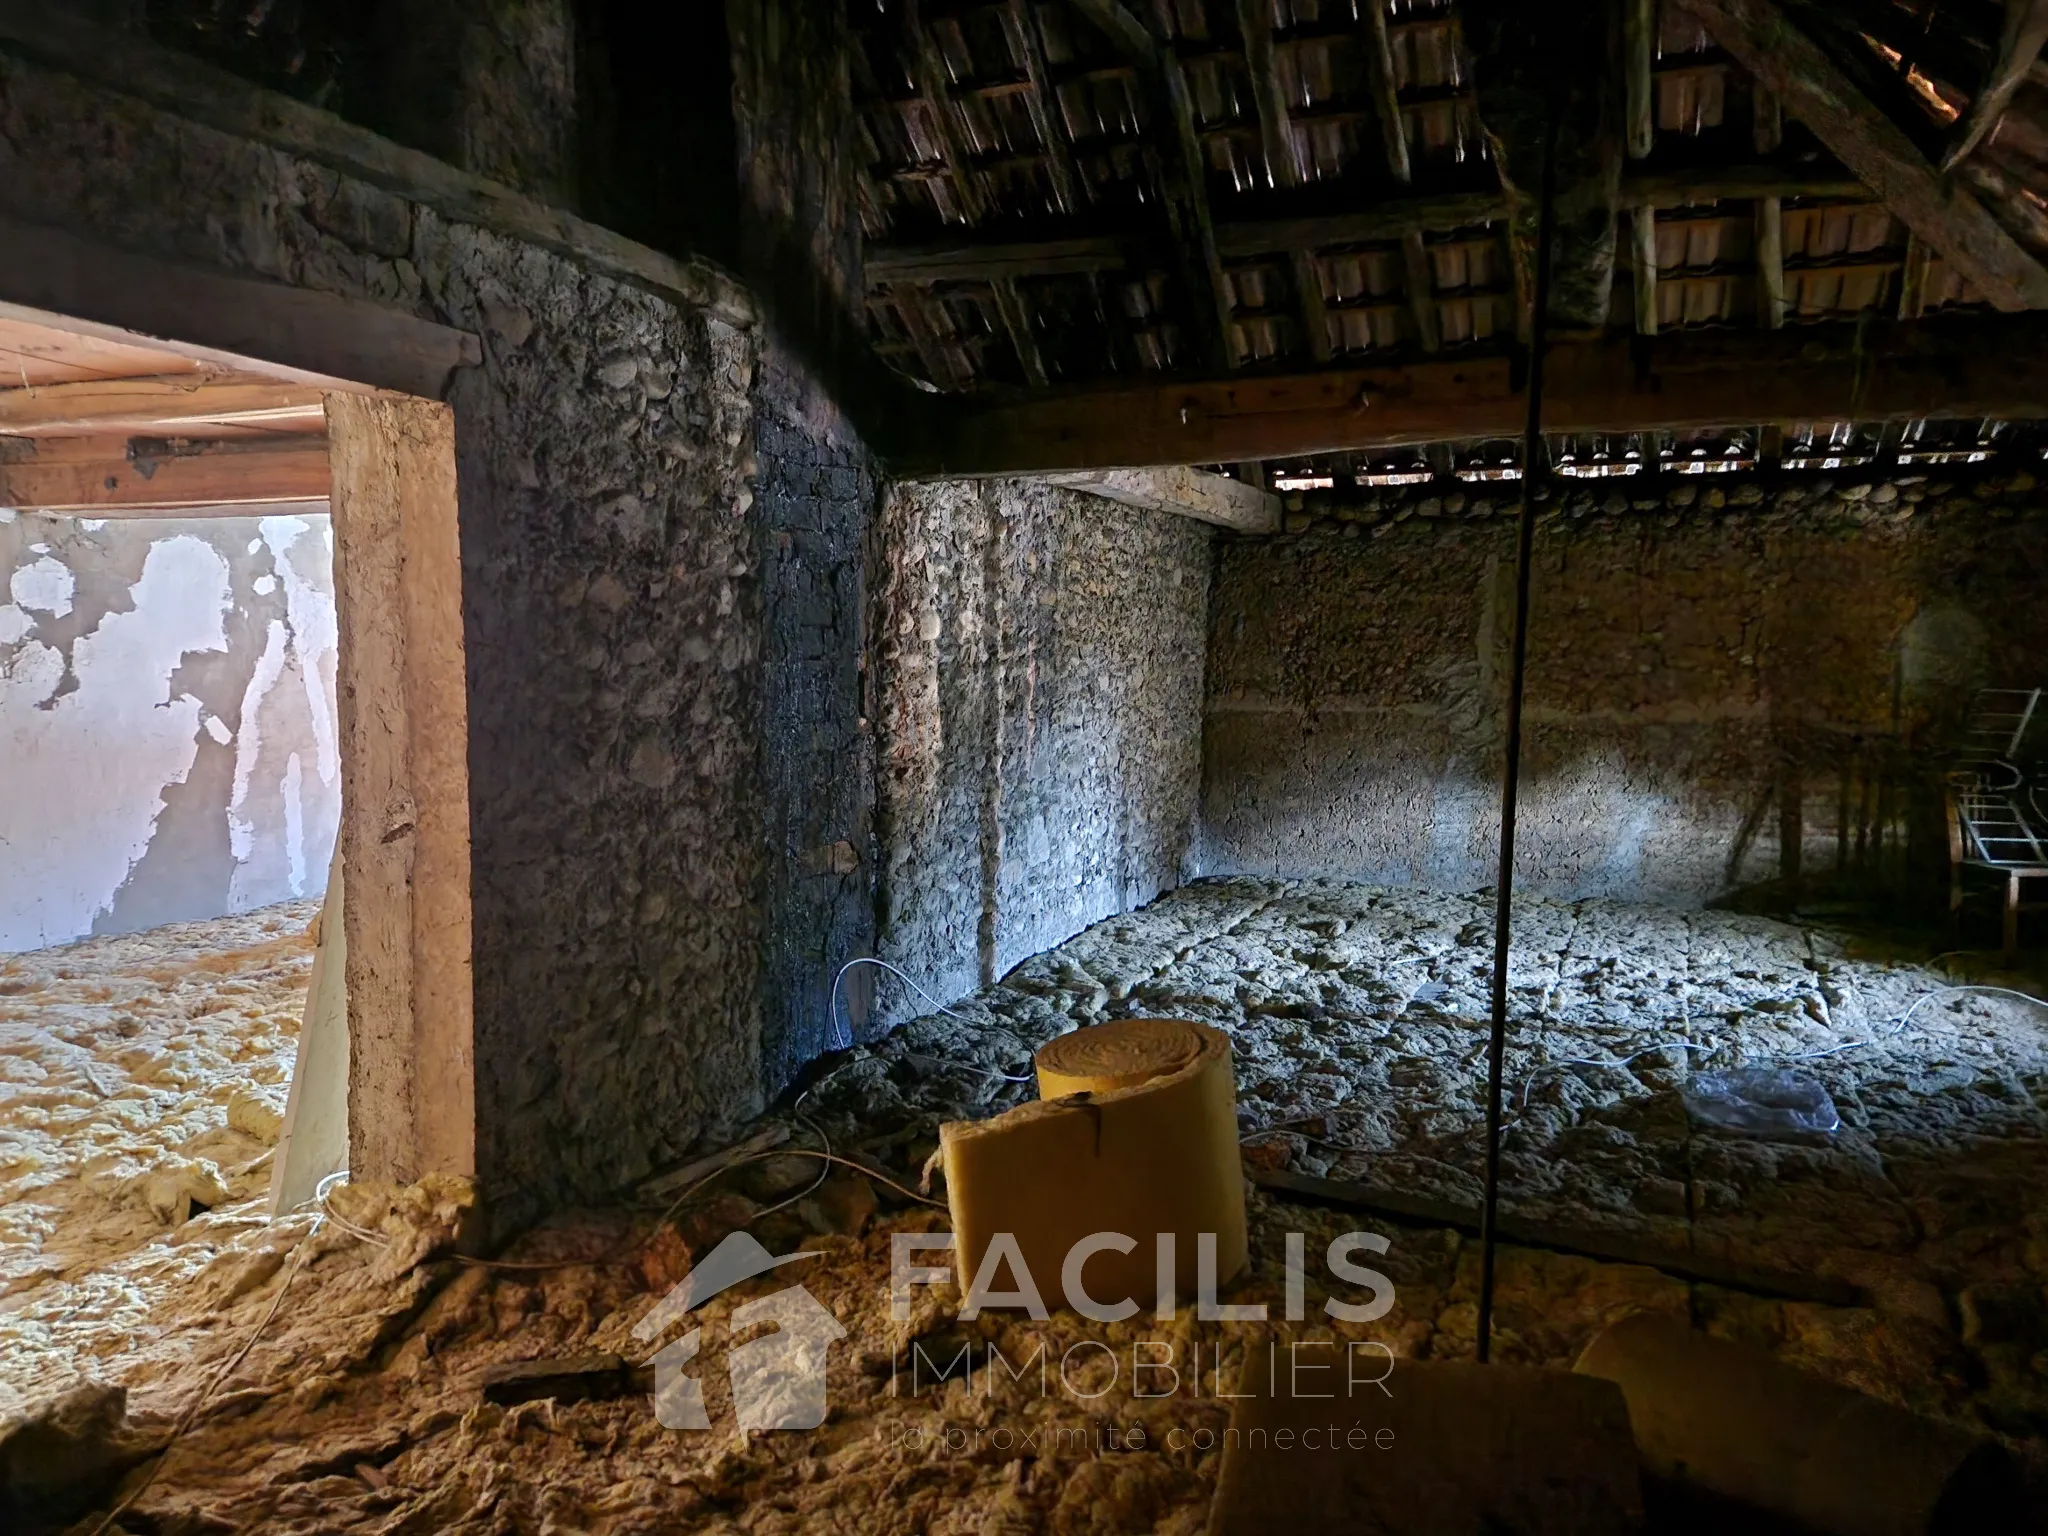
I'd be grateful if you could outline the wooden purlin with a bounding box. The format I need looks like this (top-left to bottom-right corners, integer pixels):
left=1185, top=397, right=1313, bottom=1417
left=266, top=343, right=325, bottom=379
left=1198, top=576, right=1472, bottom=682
left=864, top=167, right=1871, bottom=284
left=889, top=316, right=2048, bottom=476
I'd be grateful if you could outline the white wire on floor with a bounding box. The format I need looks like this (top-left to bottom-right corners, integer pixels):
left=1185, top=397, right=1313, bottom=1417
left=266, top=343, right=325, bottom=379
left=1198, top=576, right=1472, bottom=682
left=827, top=955, right=1034, bottom=1081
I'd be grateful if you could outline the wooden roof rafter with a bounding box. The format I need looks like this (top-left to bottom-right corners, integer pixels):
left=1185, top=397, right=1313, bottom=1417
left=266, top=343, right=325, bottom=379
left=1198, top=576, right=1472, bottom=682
left=840, top=0, right=2048, bottom=470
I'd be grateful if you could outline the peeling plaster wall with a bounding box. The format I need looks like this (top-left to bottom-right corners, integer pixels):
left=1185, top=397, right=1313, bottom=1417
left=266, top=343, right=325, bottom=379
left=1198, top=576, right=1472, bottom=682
left=1202, top=474, right=2048, bottom=909
left=0, top=510, right=338, bottom=953
left=874, top=481, right=1212, bottom=1024
left=0, top=51, right=766, bottom=1215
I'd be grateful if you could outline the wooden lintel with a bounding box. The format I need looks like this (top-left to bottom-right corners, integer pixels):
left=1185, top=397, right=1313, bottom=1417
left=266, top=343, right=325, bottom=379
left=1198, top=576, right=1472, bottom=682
left=1034, top=464, right=1280, bottom=532
left=889, top=316, right=2048, bottom=475
left=1675, top=0, right=2048, bottom=311
left=0, top=374, right=327, bottom=436
left=864, top=165, right=1869, bottom=284
left=0, top=217, right=478, bottom=399
left=0, top=433, right=331, bottom=510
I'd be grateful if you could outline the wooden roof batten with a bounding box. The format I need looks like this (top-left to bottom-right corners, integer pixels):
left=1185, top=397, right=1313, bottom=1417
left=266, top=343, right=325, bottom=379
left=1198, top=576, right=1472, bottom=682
left=847, top=0, right=2048, bottom=477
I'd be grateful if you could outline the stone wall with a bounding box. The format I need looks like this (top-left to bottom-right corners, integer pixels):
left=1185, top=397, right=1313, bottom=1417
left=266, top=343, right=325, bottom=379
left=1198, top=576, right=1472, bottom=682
left=0, top=46, right=765, bottom=1215
left=874, top=480, right=1212, bottom=1023
left=0, top=509, right=337, bottom=951
left=1202, top=471, right=2048, bottom=910
left=754, top=354, right=880, bottom=1094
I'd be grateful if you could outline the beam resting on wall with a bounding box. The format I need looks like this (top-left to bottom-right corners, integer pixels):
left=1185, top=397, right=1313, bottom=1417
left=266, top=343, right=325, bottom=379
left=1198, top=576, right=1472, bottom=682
left=892, top=315, right=2048, bottom=476
left=0, top=432, right=331, bottom=510
left=1031, top=465, right=1281, bottom=532
left=0, top=374, right=327, bottom=435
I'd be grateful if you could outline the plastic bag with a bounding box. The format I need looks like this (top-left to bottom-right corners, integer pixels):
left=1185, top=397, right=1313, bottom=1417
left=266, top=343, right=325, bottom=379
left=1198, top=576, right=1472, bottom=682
left=1682, top=1067, right=1840, bottom=1138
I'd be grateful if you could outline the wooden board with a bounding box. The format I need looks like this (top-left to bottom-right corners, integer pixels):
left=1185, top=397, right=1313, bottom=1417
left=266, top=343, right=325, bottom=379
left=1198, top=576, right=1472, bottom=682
left=0, top=433, right=330, bottom=510
left=892, top=315, right=2048, bottom=476
left=0, top=373, right=327, bottom=435
left=327, top=391, right=476, bottom=1186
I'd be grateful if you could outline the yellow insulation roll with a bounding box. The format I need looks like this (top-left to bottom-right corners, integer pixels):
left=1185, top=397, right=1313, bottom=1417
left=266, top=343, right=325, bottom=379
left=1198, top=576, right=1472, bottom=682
left=940, top=1018, right=1247, bottom=1317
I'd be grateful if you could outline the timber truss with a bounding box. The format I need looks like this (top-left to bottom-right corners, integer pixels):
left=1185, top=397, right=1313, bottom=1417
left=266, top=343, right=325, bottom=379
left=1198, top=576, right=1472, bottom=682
left=843, top=0, right=2048, bottom=476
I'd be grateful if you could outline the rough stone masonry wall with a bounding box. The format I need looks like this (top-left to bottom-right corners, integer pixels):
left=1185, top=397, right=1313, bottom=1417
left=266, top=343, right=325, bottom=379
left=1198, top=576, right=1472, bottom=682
left=874, top=480, right=1212, bottom=1024
left=0, top=509, right=338, bottom=951
left=1203, top=471, right=2048, bottom=908
left=753, top=355, right=880, bottom=1094
left=0, top=52, right=766, bottom=1216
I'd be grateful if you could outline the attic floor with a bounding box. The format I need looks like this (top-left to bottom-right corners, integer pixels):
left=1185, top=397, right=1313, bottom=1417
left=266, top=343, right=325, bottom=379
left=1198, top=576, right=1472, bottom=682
left=14, top=881, right=2048, bottom=1532
left=0, top=902, right=315, bottom=1419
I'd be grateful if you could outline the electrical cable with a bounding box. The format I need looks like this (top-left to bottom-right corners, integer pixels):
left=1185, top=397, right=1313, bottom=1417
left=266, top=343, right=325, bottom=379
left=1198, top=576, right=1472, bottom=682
left=1476, top=91, right=1562, bottom=1368
left=87, top=1214, right=323, bottom=1535
left=828, top=956, right=969, bottom=1051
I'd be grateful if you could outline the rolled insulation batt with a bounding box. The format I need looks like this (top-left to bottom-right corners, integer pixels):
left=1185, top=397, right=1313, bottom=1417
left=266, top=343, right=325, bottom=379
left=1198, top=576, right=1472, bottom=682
left=939, top=1018, right=1246, bottom=1315
left=1575, top=1313, right=2023, bottom=1536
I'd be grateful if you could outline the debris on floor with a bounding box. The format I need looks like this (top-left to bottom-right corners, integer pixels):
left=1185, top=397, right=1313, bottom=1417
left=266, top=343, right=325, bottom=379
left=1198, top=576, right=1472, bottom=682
left=10, top=879, right=2048, bottom=1532
left=0, top=900, right=318, bottom=1416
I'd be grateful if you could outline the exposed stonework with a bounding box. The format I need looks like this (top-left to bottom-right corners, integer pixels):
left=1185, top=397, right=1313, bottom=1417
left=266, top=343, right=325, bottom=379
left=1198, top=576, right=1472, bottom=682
left=1205, top=471, right=2048, bottom=909
left=873, top=480, right=1212, bottom=1025
left=0, top=49, right=765, bottom=1217
left=754, top=355, right=880, bottom=1092
left=30, top=881, right=2048, bottom=1532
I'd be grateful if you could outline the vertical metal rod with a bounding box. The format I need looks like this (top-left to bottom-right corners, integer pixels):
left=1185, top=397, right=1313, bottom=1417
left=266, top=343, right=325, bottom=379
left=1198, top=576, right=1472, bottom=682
left=1475, top=99, right=1561, bottom=1366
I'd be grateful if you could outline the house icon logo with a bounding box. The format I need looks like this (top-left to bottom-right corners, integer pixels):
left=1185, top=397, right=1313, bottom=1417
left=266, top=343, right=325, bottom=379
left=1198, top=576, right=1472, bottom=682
left=632, top=1230, right=847, bottom=1435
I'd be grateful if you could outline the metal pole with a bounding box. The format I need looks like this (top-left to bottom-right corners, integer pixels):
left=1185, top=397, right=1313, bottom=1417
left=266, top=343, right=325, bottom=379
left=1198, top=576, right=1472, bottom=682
left=1475, top=99, right=1561, bottom=1366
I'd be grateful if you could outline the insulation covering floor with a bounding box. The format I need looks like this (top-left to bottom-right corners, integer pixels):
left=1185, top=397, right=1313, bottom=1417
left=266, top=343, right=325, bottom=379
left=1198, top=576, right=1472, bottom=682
left=0, top=901, right=317, bottom=1418
left=15, top=879, right=2048, bottom=1533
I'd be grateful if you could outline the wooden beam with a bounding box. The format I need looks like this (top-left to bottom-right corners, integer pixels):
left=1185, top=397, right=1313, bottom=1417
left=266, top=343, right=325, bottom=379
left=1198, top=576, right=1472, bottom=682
left=1401, top=231, right=1441, bottom=351
left=864, top=165, right=1867, bottom=283
left=890, top=315, right=2048, bottom=475
left=1631, top=206, right=1660, bottom=334
left=326, top=391, right=474, bottom=1187
left=1944, top=0, right=2048, bottom=170
left=1161, top=53, right=1239, bottom=370
left=1237, top=0, right=1303, bottom=187
left=1068, top=0, right=1235, bottom=369
left=1756, top=194, right=1787, bottom=326
left=1625, top=0, right=1657, bottom=160
left=1897, top=229, right=1931, bottom=318
left=990, top=276, right=1050, bottom=386
left=1290, top=249, right=1334, bottom=362
left=1035, top=464, right=1280, bottom=531
left=0, top=432, right=330, bottom=510
left=1675, top=0, right=2048, bottom=311
left=0, top=374, right=326, bottom=436
left=1360, top=0, right=1411, bottom=183
left=1465, top=0, right=1626, bottom=334
left=1002, top=0, right=1082, bottom=215
left=904, top=0, right=987, bottom=224
left=1753, top=82, right=1782, bottom=154
left=1067, top=0, right=1158, bottom=64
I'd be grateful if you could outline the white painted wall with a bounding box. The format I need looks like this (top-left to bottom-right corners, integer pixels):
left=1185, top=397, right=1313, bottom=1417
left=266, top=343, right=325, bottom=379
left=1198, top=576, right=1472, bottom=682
left=0, top=508, right=340, bottom=952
